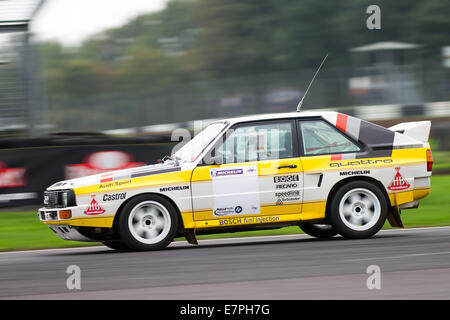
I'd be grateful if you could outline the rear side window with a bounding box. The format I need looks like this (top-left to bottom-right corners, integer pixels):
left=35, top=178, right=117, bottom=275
left=299, top=120, right=360, bottom=155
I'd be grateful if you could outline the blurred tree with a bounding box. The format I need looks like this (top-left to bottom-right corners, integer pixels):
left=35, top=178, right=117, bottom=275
left=193, top=0, right=275, bottom=76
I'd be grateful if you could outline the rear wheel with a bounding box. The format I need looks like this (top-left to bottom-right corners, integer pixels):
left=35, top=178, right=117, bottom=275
left=117, top=195, right=179, bottom=251
left=298, top=223, right=337, bottom=238
left=329, top=181, right=388, bottom=239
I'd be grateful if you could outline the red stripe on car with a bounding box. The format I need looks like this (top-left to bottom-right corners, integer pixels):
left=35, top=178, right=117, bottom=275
left=331, top=154, right=342, bottom=161
left=336, top=113, right=348, bottom=132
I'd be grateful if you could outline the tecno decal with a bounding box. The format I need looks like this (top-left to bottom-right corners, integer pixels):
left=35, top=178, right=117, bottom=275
left=0, top=161, right=27, bottom=188
left=65, top=151, right=146, bottom=179
left=275, top=183, right=298, bottom=189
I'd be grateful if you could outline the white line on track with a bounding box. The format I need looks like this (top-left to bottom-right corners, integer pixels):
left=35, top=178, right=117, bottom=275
left=0, top=225, right=449, bottom=256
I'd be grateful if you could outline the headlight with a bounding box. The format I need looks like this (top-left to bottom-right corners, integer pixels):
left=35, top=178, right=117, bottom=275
left=44, top=189, right=76, bottom=208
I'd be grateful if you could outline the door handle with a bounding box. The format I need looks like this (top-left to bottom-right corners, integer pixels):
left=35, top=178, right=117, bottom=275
left=277, top=164, right=297, bottom=169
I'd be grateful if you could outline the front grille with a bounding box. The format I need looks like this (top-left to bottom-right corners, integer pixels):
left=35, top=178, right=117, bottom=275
left=43, top=190, right=76, bottom=208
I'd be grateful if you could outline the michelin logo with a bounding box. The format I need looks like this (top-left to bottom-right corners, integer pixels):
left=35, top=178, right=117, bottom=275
left=211, top=169, right=243, bottom=177
left=160, top=185, right=189, bottom=192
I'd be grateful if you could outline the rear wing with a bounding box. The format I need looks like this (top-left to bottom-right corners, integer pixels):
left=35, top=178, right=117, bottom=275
left=389, top=121, right=431, bottom=142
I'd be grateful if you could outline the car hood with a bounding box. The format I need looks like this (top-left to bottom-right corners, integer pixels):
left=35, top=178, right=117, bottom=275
left=47, top=162, right=182, bottom=191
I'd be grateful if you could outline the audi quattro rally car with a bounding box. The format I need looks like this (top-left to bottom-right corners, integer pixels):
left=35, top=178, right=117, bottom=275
left=38, top=111, right=433, bottom=251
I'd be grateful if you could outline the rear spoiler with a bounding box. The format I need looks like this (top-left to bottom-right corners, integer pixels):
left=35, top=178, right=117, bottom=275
left=389, top=121, right=431, bottom=142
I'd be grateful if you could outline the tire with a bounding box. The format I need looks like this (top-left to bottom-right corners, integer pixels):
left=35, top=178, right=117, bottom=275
left=329, top=180, right=388, bottom=239
left=102, top=240, right=130, bottom=251
left=117, top=194, right=179, bottom=251
left=298, top=223, right=337, bottom=238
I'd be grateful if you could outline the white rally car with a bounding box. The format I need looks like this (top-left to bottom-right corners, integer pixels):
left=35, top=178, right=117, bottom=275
left=39, top=111, right=433, bottom=250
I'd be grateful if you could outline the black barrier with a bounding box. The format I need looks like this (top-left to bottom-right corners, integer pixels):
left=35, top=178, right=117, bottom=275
left=0, top=135, right=175, bottom=207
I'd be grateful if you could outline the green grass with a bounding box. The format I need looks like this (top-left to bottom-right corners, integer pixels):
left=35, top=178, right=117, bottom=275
left=433, top=151, right=450, bottom=172
left=1, top=175, right=449, bottom=252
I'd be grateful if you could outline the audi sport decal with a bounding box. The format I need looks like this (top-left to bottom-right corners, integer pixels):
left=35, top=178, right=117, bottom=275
left=210, top=164, right=260, bottom=217
left=388, top=167, right=411, bottom=191
left=84, top=195, right=106, bottom=215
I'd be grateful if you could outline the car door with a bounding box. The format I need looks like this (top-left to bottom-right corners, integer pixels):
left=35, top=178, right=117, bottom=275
left=191, top=119, right=303, bottom=223
left=298, top=118, right=362, bottom=220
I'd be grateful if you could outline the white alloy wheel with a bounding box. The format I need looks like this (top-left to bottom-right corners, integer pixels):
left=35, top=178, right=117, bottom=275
left=338, top=188, right=381, bottom=232
left=128, top=201, right=172, bottom=245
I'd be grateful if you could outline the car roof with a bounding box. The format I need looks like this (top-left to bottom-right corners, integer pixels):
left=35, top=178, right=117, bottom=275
left=223, top=111, right=339, bottom=125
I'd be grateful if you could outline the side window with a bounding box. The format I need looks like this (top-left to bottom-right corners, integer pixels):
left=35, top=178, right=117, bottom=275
left=299, top=120, right=360, bottom=155
left=216, top=121, right=294, bottom=163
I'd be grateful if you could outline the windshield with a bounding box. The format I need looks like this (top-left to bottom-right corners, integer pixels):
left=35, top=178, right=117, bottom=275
left=172, top=121, right=228, bottom=162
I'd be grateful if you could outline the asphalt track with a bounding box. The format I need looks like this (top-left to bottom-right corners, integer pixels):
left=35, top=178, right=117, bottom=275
left=1, top=227, right=450, bottom=300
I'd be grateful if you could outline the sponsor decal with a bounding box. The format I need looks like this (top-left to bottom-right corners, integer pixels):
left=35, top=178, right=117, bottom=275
left=65, top=151, right=145, bottom=180
left=84, top=194, right=106, bottom=215
left=388, top=167, right=411, bottom=191
left=219, top=215, right=281, bottom=226
left=219, top=218, right=242, bottom=225
left=275, top=190, right=301, bottom=202
left=210, top=168, right=243, bottom=178
left=159, top=185, right=189, bottom=192
left=98, top=179, right=132, bottom=189
left=276, top=183, right=298, bottom=189
left=102, top=192, right=126, bottom=202
left=211, top=164, right=260, bottom=216
left=0, top=161, right=27, bottom=188
left=330, top=159, right=393, bottom=168
left=275, top=190, right=300, bottom=198
left=214, top=207, right=235, bottom=216
left=274, top=175, right=299, bottom=183
left=340, top=170, right=371, bottom=176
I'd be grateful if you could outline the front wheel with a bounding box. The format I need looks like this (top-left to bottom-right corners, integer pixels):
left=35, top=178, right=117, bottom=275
left=329, top=181, right=388, bottom=239
left=117, top=195, right=179, bottom=251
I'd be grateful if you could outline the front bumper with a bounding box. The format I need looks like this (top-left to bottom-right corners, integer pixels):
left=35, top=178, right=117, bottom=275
left=38, top=206, right=114, bottom=228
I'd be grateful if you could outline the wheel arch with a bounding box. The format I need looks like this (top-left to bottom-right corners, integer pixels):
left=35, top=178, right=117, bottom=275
left=325, top=175, right=391, bottom=220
